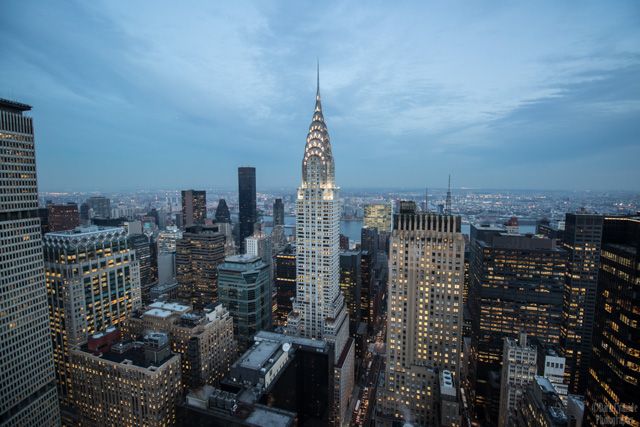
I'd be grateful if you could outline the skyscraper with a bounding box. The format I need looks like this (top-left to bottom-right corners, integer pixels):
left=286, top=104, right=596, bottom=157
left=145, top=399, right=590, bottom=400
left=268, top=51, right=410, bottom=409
left=378, top=205, right=465, bottom=426
left=43, top=225, right=142, bottom=408
left=129, top=232, right=154, bottom=303
left=214, top=198, right=231, bottom=223
left=273, top=198, right=285, bottom=226
left=181, top=189, right=206, bottom=228
left=218, top=254, right=272, bottom=350
left=285, top=69, right=354, bottom=425
left=86, top=195, right=111, bottom=219
left=560, top=212, right=603, bottom=394
left=0, top=99, right=59, bottom=425
left=585, top=216, right=639, bottom=426
left=469, top=228, right=566, bottom=422
left=176, top=225, right=225, bottom=309
left=340, top=250, right=362, bottom=333
left=274, top=246, right=296, bottom=327
left=238, top=167, right=256, bottom=251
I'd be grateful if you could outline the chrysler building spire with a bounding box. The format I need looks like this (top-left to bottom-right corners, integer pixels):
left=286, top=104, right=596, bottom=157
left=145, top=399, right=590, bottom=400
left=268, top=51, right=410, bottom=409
left=302, top=61, right=334, bottom=188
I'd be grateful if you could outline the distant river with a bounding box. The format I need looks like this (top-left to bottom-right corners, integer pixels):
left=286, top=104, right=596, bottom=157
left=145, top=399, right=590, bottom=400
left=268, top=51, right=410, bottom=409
left=262, top=215, right=536, bottom=244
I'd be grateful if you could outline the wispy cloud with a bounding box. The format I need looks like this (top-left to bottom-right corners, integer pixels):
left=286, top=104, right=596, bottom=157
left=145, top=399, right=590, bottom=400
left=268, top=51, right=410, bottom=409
left=0, top=1, right=639, bottom=190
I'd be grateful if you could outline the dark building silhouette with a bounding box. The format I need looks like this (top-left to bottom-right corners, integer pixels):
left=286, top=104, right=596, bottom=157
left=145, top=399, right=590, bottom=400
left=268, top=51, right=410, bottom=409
left=238, top=167, right=256, bottom=252
left=585, top=216, right=639, bottom=426
left=469, top=226, right=567, bottom=424
left=79, top=202, right=90, bottom=225
left=360, top=250, right=375, bottom=333
left=339, top=234, right=349, bottom=251
left=86, top=196, right=111, bottom=219
left=215, top=199, right=231, bottom=223
left=360, top=226, right=379, bottom=254
left=274, top=246, right=296, bottom=327
left=176, top=225, right=225, bottom=309
left=560, top=212, right=603, bottom=394
left=178, top=331, right=332, bottom=426
left=47, top=203, right=80, bottom=232
left=181, top=190, right=206, bottom=228
left=340, top=250, right=361, bottom=334
left=273, top=198, right=285, bottom=227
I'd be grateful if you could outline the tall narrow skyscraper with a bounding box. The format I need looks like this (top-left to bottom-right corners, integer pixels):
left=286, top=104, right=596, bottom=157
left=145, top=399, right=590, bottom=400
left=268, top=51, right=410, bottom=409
left=378, top=203, right=465, bottom=426
left=273, top=197, right=285, bottom=226
left=286, top=68, right=354, bottom=425
left=560, top=212, right=603, bottom=394
left=0, top=99, right=59, bottom=425
left=238, top=167, right=256, bottom=251
left=181, top=189, right=206, bottom=228
left=585, top=215, right=639, bottom=426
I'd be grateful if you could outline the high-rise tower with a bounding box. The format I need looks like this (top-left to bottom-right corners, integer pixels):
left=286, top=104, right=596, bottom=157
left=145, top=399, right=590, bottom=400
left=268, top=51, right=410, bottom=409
left=286, top=66, right=354, bottom=425
left=0, top=99, right=60, bottom=425
left=238, top=167, right=256, bottom=252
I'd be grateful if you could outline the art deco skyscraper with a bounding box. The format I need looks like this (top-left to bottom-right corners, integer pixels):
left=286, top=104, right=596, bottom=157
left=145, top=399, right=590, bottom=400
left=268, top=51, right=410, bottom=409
left=378, top=203, right=465, bottom=426
left=238, top=167, right=256, bottom=251
left=0, top=99, right=60, bottom=425
left=286, top=69, right=354, bottom=425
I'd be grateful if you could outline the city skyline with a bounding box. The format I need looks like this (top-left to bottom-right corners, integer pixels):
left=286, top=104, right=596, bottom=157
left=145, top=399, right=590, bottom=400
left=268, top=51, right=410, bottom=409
left=2, top=2, right=639, bottom=192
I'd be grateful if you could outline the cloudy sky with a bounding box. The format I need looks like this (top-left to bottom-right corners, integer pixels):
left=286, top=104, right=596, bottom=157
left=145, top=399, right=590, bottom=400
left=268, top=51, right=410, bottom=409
left=1, top=1, right=639, bottom=191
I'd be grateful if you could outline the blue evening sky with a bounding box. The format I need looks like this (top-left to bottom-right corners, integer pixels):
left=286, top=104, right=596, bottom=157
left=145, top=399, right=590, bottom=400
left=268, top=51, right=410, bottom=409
left=1, top=1, right=639, bottom=191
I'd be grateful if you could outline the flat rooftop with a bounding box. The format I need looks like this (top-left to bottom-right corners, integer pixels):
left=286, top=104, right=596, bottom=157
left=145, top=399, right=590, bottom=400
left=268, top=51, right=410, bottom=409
left=45, top=225, right=124, bottom=238
left=0, top=98, right=31, bottom=113
left=245, top=406, right=295, bottom=427
left=148, top=301, right=191, bottom=313
left=239, top=340, right=281, bottom=370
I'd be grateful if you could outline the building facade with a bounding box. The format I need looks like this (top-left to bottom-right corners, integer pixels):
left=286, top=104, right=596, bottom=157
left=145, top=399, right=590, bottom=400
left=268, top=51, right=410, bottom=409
left=238, top=167, right=256, bottom=251
left=47, top=202, right=80, bottom=232
left=378, top=206, right=465, bottom=426
left=498, top=334, right=538, bottom=427
left=43, top=225, right=142, bottom=407
left=273, top=198, right=285, bottom=227
left=176, top=225, right=225, bottom=309
left=469, top=228, right=566, bottom=422
left=124, top=301, right=236, bottom=388
left=70, top=331, right=182, bottom=426
left=363, top=203, right=392, bottom=232
left=218, top=255, right=272, bottom=350
left=560, top=212, right=603, bottom=394
left=585, top=216, right=639, bottom=427
left=181, top=189, right=206, bottom=228
left=0, top=99, right=59, bottom=426
left=86, top=196, right=111, bottom=219
left=285, top=73, right=354, bottom=425
left=340, top=250, right=362, bottom=332
left=274, top=246, right=296, bottom=327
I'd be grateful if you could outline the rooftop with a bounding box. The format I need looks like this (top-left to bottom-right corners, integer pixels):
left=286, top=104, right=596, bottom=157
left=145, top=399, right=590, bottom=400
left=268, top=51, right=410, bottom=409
left=0, top=98, right=32, bottom=113
left=45, top=225, right=124, bottom=238
left=239, top=340, right=282, bottom=370
left=148, top=301, right=191, bottom=313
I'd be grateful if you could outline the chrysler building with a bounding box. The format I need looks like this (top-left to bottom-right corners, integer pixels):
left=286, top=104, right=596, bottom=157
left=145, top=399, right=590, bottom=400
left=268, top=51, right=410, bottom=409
left=286, top=66, right=354, bottom=425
